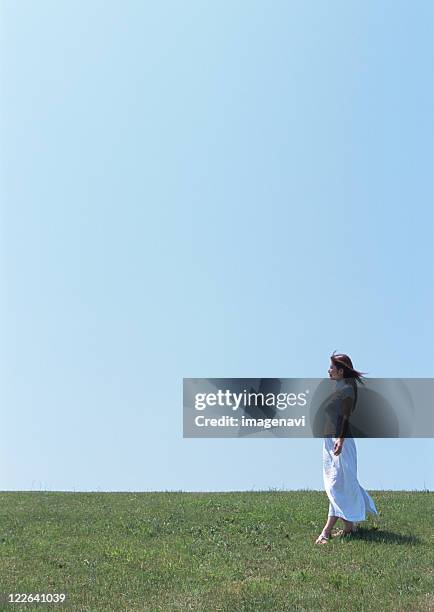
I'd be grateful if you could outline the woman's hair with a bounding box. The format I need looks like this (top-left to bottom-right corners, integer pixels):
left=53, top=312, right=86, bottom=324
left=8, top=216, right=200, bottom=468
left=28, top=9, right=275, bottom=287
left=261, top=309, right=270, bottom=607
left=330, top=351, right=366, bottom=408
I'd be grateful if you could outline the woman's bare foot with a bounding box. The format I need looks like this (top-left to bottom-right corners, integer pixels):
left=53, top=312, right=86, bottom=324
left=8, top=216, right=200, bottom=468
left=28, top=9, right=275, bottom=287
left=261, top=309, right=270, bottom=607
left=315, top=530, right=330, bottom=544
left=331, top=519, right=354, bottom=537
left=331, top=519, right=358, bottom=537
left=333, top=525, right=358, bottom=537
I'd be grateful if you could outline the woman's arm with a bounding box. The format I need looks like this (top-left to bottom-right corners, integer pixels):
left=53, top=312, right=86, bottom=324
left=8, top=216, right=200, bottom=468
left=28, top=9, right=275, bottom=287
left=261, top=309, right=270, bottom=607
left=333, top=397, right=353, bottom=456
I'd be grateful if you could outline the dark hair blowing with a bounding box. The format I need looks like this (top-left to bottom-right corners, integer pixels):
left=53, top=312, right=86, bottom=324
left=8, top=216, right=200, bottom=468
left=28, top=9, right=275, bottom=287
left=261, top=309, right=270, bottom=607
left=330, top=351, right=366, bottom=409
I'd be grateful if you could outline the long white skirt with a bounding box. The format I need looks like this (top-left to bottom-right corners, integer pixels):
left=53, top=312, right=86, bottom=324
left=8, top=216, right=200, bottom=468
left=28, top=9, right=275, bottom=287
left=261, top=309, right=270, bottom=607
left=323, top=437, right=378, bottom=522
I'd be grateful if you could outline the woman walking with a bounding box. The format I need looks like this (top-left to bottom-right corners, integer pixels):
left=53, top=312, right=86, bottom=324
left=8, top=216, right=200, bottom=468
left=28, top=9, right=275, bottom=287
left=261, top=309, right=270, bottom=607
left=315, top=352, right=378, bottom=544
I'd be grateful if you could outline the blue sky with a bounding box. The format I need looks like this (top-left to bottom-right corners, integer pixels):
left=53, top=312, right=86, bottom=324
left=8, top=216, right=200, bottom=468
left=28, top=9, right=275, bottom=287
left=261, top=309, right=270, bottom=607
left=0, top=0, right=432, bottom=492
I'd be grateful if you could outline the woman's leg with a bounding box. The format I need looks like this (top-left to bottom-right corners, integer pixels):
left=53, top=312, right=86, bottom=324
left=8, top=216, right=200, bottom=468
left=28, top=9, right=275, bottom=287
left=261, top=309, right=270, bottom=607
left=341, top=519, right=355, bottom=533
left=315, top=515, right=339, bottom=543
left=322, top=515, right=339, bottom=536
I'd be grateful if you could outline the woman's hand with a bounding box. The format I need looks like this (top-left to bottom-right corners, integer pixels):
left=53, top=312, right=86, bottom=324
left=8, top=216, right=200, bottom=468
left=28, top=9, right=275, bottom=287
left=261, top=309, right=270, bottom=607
left=333, top=438, right=344, bottom=456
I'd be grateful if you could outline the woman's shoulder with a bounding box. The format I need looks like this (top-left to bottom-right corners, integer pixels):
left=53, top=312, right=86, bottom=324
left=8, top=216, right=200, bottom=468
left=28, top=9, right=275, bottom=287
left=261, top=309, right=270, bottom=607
left=337, top=380, right=355, bottom=399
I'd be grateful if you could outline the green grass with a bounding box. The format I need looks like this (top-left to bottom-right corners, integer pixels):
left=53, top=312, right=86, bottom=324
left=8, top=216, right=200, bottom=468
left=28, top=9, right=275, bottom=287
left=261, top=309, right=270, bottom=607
left=0, top=491, right=432, bottom=611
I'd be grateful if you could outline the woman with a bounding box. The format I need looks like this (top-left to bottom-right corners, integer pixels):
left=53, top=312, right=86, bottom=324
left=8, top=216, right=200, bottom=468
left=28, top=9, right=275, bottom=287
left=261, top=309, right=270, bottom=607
left=315, top=352, right=379, bottom=544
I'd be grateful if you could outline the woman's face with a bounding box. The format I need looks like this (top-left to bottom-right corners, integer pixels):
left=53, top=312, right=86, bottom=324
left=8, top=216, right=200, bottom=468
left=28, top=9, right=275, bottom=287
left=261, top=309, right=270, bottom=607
left=328, top=362, right=343, bottom=380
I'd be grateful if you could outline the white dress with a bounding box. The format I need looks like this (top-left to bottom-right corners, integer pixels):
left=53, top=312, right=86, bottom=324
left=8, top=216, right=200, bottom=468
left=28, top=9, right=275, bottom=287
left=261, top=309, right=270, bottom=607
left=323, top=379, right=379, bottom=522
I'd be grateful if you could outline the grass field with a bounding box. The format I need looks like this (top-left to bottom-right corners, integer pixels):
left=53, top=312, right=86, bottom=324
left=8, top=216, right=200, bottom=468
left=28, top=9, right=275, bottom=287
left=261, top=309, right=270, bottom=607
left=0, top=490, right=432, bottom=611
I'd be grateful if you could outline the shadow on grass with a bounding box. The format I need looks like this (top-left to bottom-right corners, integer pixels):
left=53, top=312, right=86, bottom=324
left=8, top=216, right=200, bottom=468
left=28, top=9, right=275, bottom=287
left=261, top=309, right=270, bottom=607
left=345, top=526, right=421, bottom=545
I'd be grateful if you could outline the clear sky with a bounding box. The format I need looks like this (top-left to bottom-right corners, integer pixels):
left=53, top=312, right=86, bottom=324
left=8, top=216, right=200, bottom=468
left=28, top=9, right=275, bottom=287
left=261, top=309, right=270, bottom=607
left=1, top=1, right=433, bottom=492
